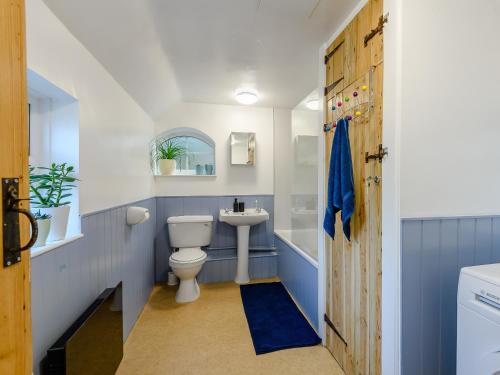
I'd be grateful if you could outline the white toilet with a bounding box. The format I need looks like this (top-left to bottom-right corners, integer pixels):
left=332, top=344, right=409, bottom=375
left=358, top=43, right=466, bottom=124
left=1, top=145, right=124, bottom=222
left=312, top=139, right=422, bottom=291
left=167, top=215, right=213, bottom=303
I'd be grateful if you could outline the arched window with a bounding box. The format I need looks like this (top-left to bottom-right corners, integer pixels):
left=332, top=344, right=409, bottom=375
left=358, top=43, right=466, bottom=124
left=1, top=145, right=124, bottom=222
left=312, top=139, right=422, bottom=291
left=151, top=127, right=216, bottom=176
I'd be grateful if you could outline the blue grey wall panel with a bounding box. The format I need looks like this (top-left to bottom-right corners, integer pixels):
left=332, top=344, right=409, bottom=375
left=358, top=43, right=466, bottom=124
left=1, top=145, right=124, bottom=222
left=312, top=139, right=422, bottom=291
left=197, top=251, right=278, bottom=283
left=155, top=195, right=274, bottom=282
left=401, top=216, right=500, bottom=375
left=31, top=198, right=156, bottom=375
left=275, top=235, right=318, bottom=330
left=31, top=194, right=275, bottom=374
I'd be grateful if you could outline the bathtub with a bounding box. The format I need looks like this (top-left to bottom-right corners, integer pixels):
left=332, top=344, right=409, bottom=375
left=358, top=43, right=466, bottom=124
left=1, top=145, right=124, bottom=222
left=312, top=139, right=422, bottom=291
left=274, top=229, right=318, bottom=266
left=275, top=229, right=319, bottom=330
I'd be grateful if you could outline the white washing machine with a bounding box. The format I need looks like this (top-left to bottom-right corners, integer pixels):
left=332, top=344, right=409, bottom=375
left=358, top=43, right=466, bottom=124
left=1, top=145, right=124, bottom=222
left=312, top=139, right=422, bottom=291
left=458, top=263, right=500, bottom=375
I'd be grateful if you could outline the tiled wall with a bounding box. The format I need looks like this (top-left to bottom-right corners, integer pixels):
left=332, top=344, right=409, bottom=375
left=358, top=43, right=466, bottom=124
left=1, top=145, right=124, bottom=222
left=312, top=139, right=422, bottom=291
left=401, top=216, right=500, bottom=375
left=276, top=234, right=319, bottom=330
left=31, top=198, right=156, bottom=374
left=155, top=195, right=275, bottom=282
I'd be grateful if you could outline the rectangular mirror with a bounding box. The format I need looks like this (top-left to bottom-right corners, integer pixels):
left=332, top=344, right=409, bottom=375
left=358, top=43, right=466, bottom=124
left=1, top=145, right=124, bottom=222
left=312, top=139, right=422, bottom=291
left=230, top=132, right=255, bottom=165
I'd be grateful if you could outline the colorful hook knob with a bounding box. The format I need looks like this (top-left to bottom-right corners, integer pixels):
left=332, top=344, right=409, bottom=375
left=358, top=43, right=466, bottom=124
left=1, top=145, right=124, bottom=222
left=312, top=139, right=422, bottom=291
left=344, top=97, right=350, bottom=102
left=355, top=111, right=362, bottom=117
left=337, top=101, right=342, bottom=107
left=361, top=85, right=368, bottom=91
left=332, top=105, right=336, bottom=111
left=353, top=91, right=358, bottom=97
left=333, top=121, right=337, bottom=128
left=347, top=115, right=353, bottom=121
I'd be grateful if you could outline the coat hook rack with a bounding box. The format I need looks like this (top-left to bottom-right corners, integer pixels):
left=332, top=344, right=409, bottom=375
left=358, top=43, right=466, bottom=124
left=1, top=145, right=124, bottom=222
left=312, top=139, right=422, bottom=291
left=324, top=84, right=370, bottom=132
left=364, top=13, right=389, bottom=47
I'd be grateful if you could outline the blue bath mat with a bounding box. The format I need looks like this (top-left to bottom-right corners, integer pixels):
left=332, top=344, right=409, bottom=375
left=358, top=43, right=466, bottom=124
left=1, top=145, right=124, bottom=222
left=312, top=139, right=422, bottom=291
left=240, top=282, right=321, bottom=355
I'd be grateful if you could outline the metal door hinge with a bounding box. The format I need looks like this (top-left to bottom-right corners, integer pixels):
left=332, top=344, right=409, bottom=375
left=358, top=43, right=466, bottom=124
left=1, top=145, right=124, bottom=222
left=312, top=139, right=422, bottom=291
left=324, top=314, right=347, bottom=346
left=324, top=40, right=344, bottom=65
left=364, top=13, right=389, bottom=47
left=365, top=144, right=388, bottom=163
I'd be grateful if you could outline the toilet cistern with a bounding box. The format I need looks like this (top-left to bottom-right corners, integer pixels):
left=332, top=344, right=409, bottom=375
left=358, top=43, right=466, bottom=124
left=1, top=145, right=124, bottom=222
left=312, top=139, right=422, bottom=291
left=219, top=208, right=269, bottom=284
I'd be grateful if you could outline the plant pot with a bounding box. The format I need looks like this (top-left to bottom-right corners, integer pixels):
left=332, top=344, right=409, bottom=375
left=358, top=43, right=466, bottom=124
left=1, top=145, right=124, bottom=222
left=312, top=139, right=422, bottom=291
left=39, top=205, right=70, bottom=242
left=158, top=159, right=176, bottom=175
left=33, top=218, right=51, bottom=247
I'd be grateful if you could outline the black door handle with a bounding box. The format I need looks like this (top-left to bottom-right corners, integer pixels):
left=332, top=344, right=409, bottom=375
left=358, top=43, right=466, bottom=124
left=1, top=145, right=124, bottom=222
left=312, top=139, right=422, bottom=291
left=2, top=178, right=39, bottom=267
left=10, top=207, right=38, bottom=251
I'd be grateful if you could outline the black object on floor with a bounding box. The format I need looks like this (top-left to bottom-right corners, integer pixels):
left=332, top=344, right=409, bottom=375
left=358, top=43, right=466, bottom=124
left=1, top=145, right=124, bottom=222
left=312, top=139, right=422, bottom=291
left=240, top=282, right=321, bottom=355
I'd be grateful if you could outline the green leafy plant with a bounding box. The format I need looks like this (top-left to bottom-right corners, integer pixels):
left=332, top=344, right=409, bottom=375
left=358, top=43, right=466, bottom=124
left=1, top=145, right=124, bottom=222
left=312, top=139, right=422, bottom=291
left=33, top=210, right=52, bottom=220
left=29, top=163, right=79, bottom=208
left=154, top=139, right=185, bottom=161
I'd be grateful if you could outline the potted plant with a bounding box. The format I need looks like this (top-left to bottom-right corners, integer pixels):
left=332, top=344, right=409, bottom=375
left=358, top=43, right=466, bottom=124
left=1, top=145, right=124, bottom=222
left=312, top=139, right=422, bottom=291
left=29, top=163, right=79, bottom=242
left=33, top=210, right=52, bottom=247
left=154, top=139, right=184, bottom=176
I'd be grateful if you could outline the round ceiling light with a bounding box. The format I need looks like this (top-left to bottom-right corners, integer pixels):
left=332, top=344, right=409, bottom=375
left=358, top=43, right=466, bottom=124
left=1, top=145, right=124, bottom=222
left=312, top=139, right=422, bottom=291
left=306, top=99, right=319, bottom=110
left=235, top=89, right=259, bottom=105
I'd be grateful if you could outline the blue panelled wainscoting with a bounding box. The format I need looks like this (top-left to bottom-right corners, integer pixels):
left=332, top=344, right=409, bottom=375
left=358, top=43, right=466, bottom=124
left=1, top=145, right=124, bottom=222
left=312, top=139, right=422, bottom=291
left=31, top=195, right=278, bottom=373
left=155, top=195, right=277, bottom=283
left=401, top=216, right=500, bottom=375
left=275, top=233, right=319, bottom=330
left=31, top=198, right=156, bottom=374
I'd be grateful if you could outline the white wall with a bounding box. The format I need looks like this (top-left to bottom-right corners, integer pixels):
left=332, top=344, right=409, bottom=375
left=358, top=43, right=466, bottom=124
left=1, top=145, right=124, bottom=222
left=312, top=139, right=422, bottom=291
left=154, top=102, right=274, bottom=197
left=28, top=95, right=52, bottom=168
left=28, top=73, right=81, bottom=236
left=382, top=0, right=402, bottom=373
left=400, top=0, right=500, bottom=218
left=26, top=0, right=155, bottom=215
left=381, top=0, right=500, bottom=373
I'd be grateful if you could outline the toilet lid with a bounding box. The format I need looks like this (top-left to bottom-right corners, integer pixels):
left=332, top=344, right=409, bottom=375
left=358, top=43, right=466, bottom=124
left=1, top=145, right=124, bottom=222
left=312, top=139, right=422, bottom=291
left=170, top=248, right=206, bottom=263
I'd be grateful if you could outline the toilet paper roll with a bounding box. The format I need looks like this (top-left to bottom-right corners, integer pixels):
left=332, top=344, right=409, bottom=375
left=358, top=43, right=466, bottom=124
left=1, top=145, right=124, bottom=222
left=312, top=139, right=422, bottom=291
left=126, top=206, right=150, bottom=225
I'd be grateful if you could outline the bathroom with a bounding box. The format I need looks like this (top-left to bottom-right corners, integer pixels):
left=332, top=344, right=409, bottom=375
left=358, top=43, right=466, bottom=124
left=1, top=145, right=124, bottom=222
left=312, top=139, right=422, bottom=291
left=2, top=0, right=500, bottom=374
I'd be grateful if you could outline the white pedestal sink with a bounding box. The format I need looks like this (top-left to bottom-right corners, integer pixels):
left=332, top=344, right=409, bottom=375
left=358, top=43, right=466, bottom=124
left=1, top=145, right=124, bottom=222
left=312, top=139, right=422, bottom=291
left=219, top=208, right=269, bottom=284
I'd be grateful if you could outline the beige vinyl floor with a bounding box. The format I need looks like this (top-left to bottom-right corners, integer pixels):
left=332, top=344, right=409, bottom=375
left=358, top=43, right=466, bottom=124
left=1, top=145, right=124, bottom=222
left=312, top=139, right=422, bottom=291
left=117, top=279, right=344, bottom=375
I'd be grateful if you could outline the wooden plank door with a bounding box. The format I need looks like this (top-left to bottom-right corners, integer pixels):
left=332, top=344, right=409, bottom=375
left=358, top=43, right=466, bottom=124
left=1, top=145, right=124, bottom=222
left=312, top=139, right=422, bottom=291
left=323, top=0, right=383, bottom=374
left=0, top=0, right=33, bottom=373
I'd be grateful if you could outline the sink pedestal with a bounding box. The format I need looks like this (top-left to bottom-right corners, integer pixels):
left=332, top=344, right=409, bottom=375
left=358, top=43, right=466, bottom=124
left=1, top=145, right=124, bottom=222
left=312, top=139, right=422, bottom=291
left=235, top=225, right=250, bottom=284
left=218, top=208, right=269, bottom=285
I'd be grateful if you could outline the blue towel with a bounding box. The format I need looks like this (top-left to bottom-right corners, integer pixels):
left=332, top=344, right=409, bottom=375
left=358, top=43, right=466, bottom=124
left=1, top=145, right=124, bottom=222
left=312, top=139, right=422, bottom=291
left=323, top=118, right=354, bottom=240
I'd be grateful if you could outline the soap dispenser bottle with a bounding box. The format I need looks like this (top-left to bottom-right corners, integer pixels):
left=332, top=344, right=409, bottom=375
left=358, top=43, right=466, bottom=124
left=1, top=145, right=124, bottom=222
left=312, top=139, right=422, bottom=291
left=233, top=198, right=239, bottom=212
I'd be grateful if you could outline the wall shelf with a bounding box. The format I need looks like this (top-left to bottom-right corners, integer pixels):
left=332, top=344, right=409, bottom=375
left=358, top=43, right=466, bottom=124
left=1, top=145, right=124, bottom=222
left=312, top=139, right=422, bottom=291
left=154, top=175, right=217, bottom=178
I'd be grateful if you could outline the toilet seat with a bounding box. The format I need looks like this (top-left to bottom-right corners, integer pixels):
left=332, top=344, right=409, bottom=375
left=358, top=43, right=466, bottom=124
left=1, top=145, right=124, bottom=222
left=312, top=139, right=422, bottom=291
left=170, top=248, right=207, bottom=264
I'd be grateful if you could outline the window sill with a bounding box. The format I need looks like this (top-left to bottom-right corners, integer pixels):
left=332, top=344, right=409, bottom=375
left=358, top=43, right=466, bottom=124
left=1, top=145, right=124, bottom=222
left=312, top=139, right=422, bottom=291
left=154, top=174, right=217, bottom=177
left=30, top=234, right=84, bottom=258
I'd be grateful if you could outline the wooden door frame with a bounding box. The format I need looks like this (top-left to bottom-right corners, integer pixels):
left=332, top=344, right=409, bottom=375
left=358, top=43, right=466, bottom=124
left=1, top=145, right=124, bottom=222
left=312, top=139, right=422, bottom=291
left=0, top=0, right=32, bottom=373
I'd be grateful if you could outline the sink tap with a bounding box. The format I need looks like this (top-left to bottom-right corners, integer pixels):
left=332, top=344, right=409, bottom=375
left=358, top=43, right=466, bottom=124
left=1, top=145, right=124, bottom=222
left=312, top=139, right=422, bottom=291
left=255, top=199, right=261, bottom=213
